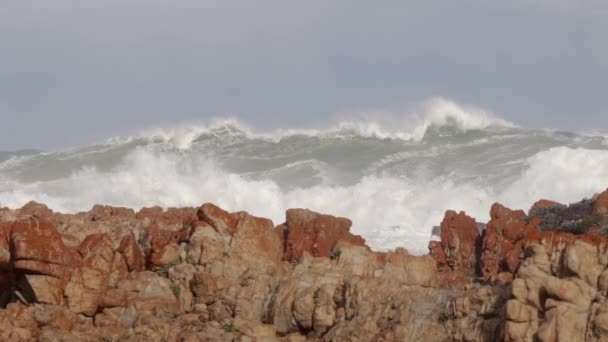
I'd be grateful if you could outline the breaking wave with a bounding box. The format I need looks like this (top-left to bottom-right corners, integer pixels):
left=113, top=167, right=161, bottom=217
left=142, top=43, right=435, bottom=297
left=106, top=97, right=515, bottom=149
left=1, top=99, right=607, bottom=254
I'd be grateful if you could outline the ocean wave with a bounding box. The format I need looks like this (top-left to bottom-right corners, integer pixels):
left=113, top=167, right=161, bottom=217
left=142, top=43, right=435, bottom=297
left=96, top=98, right=516, bottom=151
left=1, top=145, right=607, bottom=255
left=498, top=147, right=608, bottom=208
left=1, top=98, right=607, bottom=254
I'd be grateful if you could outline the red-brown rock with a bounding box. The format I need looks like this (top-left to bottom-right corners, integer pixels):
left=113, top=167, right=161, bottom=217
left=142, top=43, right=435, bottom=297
left=137, top=207, right=197, bottom=227
left=594, top=190, right=608, bottom=216
left=198, top=203, right=240, bottom=236
left=428, top=240, right=448, bottom=272
left=65, top=266, right=107, bottom=316
left=79, top=233, right=115, bottom=273
left=108, top=253, right=129, bottom=288
left=282, top=208, right=366, bottom=262
left=136, top=206, right=164, bottom=221
left=480, top=203, right=538, bottom=282
left=164, top=207, right=197, bottom=225
left=117, top=235, right=145, bottom=272
left=438, top=210, right=479, bottom=274
left=145, top=225, right=191, bottom=254
left=231, top=213, right=284, bottom=268
left=141, top=224, right=190, bottom=271
left=150, top=243, right=181, bottom=270
left=18, top=201, right=53, bottom=219
left=10, top=219, right=79, bottom=277
left=89, top=205, right=135, bottom=222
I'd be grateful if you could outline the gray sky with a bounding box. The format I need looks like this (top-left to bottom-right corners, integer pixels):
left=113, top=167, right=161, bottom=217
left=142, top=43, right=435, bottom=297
left=1, top=0, right=607, bottom=150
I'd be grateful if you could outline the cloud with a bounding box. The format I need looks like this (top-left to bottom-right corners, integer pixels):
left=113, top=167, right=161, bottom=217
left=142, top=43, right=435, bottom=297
left=0, top=0, right=607, bottom=149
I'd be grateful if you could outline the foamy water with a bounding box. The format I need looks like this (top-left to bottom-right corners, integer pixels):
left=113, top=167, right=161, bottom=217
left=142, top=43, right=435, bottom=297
left=1, top=98, right=607, bottom=254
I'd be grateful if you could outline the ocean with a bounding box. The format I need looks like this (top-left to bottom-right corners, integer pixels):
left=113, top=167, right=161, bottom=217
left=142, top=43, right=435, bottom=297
left=2, top=98, right=608, bottom=254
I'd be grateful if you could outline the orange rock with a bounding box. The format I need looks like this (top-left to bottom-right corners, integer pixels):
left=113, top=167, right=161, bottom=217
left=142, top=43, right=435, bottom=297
left=136, top=207, right=197, bottom=228
left=163, top=207, right=197, bottom=226
left=593, top=190, right=608, bottom=216
left=32, top=305, right=77, bottom=331
left=282, top=208, right=366, bottom=262
left=10, top=219, right=79, bottom=276
left=117, top=234, right=146, bottom=272
left=140, top=223, right=191, bottom=271
left=65, top=266, right=107, bottom=316
left=61, top=234, right=81, bottom=248
left=439, top=210, right=479, bottom=274
left=79, top=233, right=115, bottom=273
left=150, top=243, right=181, bottom=270
left=99, top=288, right=128, bottom=308
left=145, top=225, right=191, bottom=266
left=136, top=206, right=164, bottom=221
left=12, top=260, right=71, bottom=279
left=428, top=240, right=448, bottom=272
left=231, top=213, right=284, bottom=269
left=18, top=201, right=53, bottom=219
left=108, top=252, right=129, bottom=288
left=198, top=203, right=240, bottom=236
left=22, top=274, right=65, bottom=305
left=89, top=205, right=135, bottom=221
left=480, top=203, right=537, bottom=282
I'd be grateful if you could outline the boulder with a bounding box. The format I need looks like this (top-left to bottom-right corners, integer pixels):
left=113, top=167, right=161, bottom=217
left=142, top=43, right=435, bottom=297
left=197, top=203, right=239, bottom=236
left=11, top=219, right=78, bottom=277
left=79, top=233, right=115, bottom=274
left=64, top=266, right=107, bottom=316
left=117, top=234, right=145, bottom=272
left=480, top=203, right=538, bottom=282
left=230, top=213, right=284, bottom=271
left=438, top=210, right=479, bottom=274
left=18, top=201, right=53, bottom=219
left=282, top=209, right=366, bottom=262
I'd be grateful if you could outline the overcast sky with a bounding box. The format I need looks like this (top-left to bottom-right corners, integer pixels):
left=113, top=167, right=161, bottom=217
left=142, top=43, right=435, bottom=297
left=1, top=1, right=607, bottom=150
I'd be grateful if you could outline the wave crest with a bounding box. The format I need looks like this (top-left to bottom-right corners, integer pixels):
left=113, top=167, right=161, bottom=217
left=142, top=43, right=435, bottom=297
left=2, top=145, right=607, bottom=255
left=102, top=98, right=516, bottom=150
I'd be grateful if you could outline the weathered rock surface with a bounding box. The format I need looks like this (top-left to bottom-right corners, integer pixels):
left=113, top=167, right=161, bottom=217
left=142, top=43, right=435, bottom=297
left=1, top=188, right=608, bottom=341
left=480, top=203, right=538, bottom=283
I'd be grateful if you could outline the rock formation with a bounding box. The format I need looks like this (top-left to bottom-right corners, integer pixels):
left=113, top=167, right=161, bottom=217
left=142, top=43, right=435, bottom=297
left=0, top=189, right=607, bottom=341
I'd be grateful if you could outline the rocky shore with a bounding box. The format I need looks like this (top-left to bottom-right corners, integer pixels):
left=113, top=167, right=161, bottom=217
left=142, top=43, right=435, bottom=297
left=1, top=189, right=608, bottom=341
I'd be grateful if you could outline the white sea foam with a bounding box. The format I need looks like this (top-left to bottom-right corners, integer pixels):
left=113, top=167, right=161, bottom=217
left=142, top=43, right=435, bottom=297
left=498, top=147, right=608, bottom=208
left=1, top=145, right=607, bottom=255
left=1, top=99, right=606, bottom=254
left=98, top=98, right=516, bottom=150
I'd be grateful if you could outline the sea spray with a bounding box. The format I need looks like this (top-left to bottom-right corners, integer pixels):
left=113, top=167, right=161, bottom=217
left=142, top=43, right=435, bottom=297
left=1, top=99, right=608, bottom=254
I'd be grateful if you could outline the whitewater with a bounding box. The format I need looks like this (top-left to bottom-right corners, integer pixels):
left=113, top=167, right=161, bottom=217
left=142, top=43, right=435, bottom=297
left=1, top=98, right=608, bottom=254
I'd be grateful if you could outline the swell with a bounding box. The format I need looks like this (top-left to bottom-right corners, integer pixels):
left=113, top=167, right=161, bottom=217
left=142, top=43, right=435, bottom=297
left=2, top=145, right=608, bottom=255
left=98, top=97, right=516, bottom=150
left=1, top=99, right=608, bottom=254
